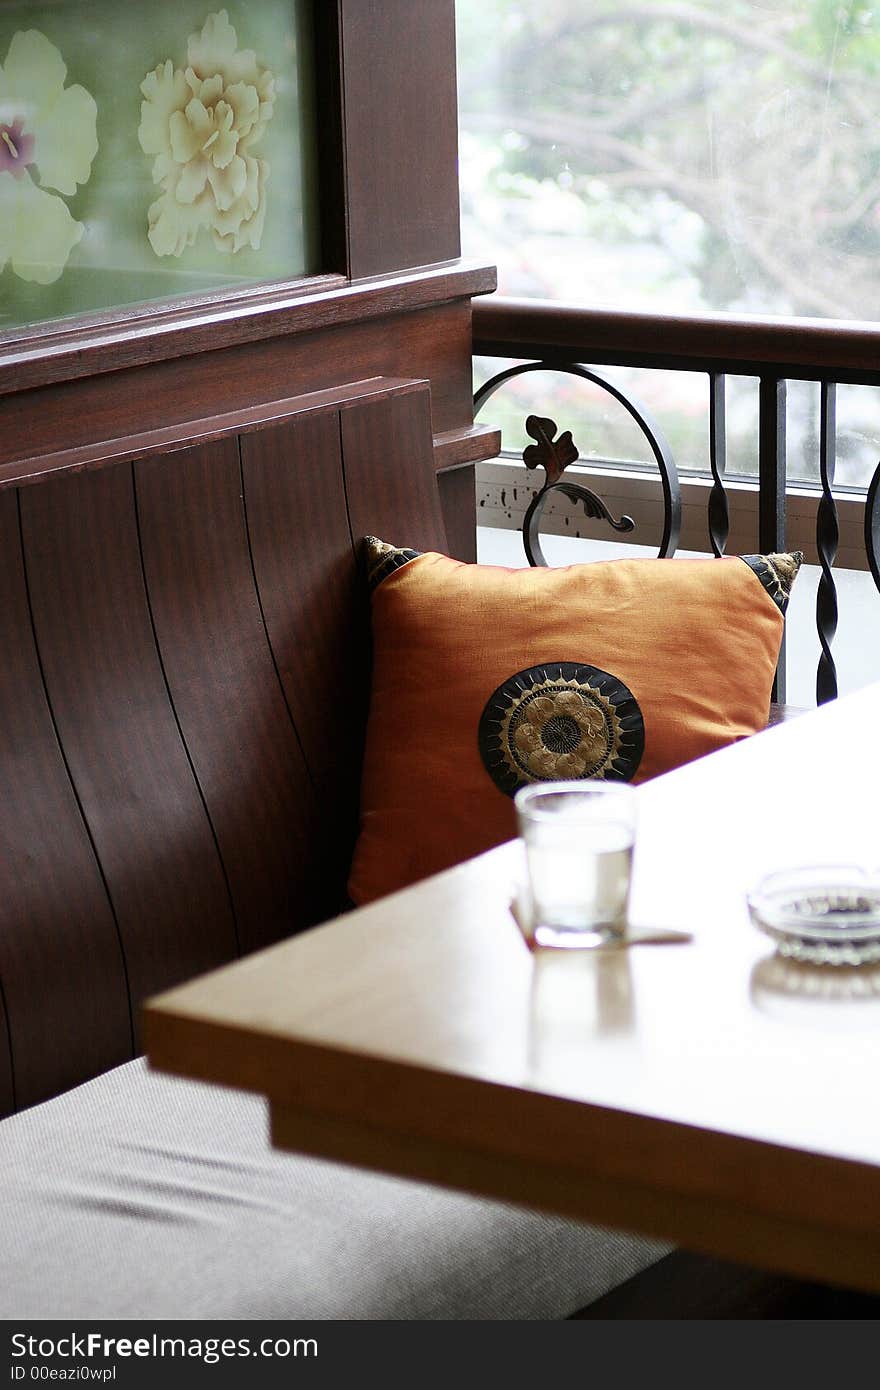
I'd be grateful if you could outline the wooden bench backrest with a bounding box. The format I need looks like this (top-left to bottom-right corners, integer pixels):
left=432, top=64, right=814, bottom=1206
left=0, top=378, right=447, bottom=1115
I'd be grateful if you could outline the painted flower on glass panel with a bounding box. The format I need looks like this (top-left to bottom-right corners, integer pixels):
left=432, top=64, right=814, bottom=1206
left=0, top=30, right=98, bottom=284
left=138, top=10, right=275, bottom=258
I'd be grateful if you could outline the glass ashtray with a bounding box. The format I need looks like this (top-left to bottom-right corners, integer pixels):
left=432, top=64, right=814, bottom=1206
left=747, top=866, right=880, bottom=966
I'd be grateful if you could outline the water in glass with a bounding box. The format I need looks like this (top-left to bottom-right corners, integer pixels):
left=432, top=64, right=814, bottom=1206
left=516, top=782, right=636, bottom=949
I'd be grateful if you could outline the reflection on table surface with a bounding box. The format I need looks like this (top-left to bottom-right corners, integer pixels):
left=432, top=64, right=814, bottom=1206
left=751, top=952, right=880, bottom=1031
left=528, top=948, right=635, bottom=1081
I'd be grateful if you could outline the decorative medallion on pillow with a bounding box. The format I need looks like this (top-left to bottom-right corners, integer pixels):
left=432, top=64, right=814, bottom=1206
left=477, top=661, right=645, bottom=793
left=348, top=538, right=803, bottom=906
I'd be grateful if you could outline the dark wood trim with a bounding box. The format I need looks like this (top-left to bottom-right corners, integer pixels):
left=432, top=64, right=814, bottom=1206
left=0, top=302, right=479, bottom=480
left=473, top=296, right=880, bottom=385
left=3, top=381, right=499, bottom=495
left=312, top=0, right=349, bottom=277
left=2, top=262, right=495, bottom=397
left=0, top=274, right=343, bottom=357
left=0, top=378, right=427, bottom=492
left=433, top=424, right=502, bottom=472
left=339, top=0, right=461, bottom=278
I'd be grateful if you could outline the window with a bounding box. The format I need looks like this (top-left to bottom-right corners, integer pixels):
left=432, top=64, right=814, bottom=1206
left=458, top=0, right=880, bottom=489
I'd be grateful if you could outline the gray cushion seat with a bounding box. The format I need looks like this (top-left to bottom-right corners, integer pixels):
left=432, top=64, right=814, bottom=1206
left=1, top=1058, right=669, bottom=1319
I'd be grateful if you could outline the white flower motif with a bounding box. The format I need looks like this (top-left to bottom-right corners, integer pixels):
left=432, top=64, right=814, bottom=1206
left=0, top=29, right=98, bottom=285
left=138, top=10, right=275, bottom=257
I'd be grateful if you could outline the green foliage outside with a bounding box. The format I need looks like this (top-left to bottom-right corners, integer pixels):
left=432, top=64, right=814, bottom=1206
left=458, top=1, right=880, bottom=486
left=459, top=0, right=880, bottom=319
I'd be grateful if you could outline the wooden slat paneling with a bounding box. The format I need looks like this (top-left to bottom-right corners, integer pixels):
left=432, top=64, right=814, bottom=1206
left=242, top=413, right=366, bottom=913
left=20, top=467, right=237, bottom=1043
left=340, top=387, right=449, bottom=553
left=135, top=440, right=321, bottom=952
left=0, top=984, right=11, bottom=1118
left=0, top=488, right=130, bottom=1111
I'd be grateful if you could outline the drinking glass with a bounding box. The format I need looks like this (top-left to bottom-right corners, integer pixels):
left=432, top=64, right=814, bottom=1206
left=515, top=780, right=636, bottom=949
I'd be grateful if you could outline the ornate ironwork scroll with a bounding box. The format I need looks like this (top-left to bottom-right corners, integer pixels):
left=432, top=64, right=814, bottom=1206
left=518, top=415, right=634, bottom=567
left=473, top=360, right=681, bottom=566
left=815, top=382, right=839, bottom=706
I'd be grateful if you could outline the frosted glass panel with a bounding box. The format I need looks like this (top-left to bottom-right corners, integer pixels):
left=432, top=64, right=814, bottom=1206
left=0, top=0, right=320, bottom=332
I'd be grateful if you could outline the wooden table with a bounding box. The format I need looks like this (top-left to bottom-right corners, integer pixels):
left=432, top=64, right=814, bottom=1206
left=146, top=683, right=880, bottom=1294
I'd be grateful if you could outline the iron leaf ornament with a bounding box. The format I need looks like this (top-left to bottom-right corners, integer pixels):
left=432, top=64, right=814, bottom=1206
left=519, top=413, right=634, bottom=567
left=522, top=415, right=579, bottom=485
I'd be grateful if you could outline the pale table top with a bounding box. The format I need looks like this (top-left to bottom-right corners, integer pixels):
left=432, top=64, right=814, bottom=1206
left=146, top=683, right=880, bottom=1292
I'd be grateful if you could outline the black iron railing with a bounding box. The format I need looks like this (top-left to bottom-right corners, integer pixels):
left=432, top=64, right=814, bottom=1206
left=473, top=296, right=880, bottom=707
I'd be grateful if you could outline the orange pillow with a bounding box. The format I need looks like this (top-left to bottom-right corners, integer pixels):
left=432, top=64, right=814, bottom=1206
left=348, top=539, right=802, bottom=906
